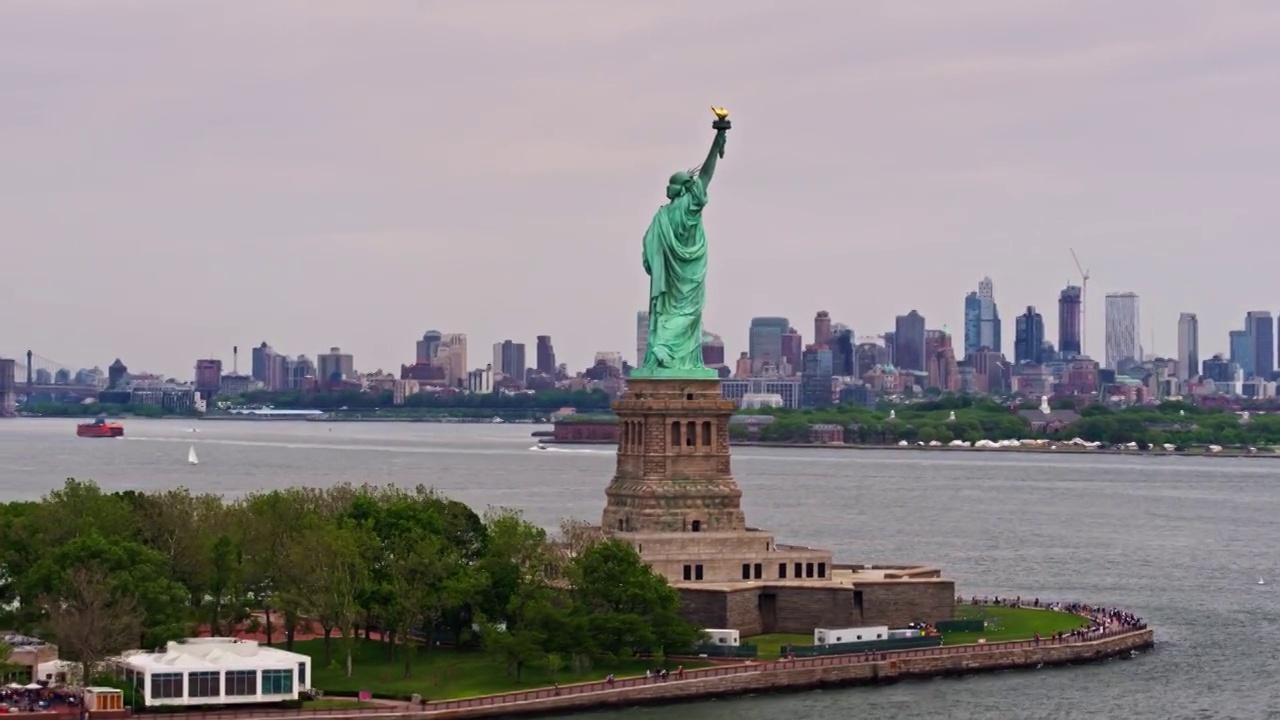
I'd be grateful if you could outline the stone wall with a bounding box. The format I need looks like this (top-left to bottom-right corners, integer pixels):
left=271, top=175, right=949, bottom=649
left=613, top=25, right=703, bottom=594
left=677, top=579, right=955, bottom=635
left=417, top=629, right=1154, bottom=719
left=854, top=580, right=957, bottom=626
left=772, top=586, right=855, bottom=633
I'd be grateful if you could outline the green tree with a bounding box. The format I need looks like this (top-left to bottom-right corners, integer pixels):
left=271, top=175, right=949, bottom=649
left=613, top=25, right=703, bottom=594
left=568, top=540, right=699, bottom=657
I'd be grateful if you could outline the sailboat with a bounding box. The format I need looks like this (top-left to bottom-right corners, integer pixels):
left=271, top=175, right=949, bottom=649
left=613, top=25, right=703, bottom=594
left=1258, top=577, right=1266, bottom=585
left=188, top=446, right=199, bottom=466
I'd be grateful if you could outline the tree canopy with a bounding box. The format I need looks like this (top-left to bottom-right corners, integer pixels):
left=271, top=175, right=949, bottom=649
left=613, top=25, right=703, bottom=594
left=0, top=480, right=697, bottom=686
left=735, top=397, right=1279, bottom=449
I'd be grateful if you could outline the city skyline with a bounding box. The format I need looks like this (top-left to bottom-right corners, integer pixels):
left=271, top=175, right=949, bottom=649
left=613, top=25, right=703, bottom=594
left=5, top=2, right=1280, bottom=376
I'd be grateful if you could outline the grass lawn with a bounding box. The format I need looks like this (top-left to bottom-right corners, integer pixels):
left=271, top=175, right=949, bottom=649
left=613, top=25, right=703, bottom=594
left=942, top=605, right=1088, bottom=645
left=292, top=638, right=703, bottom=701
left=746, top=633, right=812, bottom=660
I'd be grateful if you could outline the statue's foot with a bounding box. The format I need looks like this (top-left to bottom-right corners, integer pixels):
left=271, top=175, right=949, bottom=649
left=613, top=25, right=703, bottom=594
left=652, top=347, right=673, bottom=366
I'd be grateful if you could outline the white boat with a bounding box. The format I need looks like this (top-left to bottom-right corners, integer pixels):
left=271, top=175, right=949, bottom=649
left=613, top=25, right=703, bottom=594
left=188, top=446, right=199, bottom=465
left=1259, top=577, right=1266, bottom=585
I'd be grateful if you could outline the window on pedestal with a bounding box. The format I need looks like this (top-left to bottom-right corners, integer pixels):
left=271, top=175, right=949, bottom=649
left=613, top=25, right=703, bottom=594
left=741, top=564, right=751, bottom=580
left=691, top=520, right=701, bottom=532
left=670, top=422, right=680, bottom=448
left=695, top=564, right=704, bottom=580
left=778, top=563, right=787, bottom=579
left=805, top=562, right=814, bottom=578
left=685, top=421, right=696, bottom=447
left=683, top=565, right=692, bottom=581
left=753, top=563, right=762, bottom=579
left=818, top=562, right=827, bottom=578
left=794, top=562, right=802, bottom=578
left=702, top=421, right=712, bottom=447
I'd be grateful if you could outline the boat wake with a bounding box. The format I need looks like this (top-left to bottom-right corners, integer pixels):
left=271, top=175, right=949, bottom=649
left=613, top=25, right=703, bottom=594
left=529, top=445, right=608, bottom=454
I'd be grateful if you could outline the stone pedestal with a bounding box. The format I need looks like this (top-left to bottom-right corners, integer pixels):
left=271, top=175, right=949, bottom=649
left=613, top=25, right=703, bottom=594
left=602, top=377, right=745, bottom=533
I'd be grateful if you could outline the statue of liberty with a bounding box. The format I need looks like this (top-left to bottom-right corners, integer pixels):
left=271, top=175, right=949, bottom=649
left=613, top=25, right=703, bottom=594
left=632, top=107, right=731, bottom=379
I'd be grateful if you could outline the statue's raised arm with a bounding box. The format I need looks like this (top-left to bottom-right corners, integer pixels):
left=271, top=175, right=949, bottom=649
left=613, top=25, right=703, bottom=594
left=700, top=107, right=731, bottom=190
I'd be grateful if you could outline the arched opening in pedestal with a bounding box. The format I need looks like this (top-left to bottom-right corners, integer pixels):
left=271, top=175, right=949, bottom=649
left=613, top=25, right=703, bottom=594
left=691, top=520, right=702, bottom=532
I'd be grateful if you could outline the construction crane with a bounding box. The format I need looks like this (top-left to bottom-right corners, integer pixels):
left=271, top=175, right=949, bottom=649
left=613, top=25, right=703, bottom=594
left=1070, top=248, right=1090, bottom=357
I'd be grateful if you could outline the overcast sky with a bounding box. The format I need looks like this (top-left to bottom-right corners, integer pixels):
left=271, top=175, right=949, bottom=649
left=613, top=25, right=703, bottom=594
left=4, top=0, right=1279, bottom=378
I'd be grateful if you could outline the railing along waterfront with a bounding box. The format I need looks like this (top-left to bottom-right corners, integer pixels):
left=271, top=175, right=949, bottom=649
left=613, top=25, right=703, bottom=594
left=420, top=624, right=1147, bottom=712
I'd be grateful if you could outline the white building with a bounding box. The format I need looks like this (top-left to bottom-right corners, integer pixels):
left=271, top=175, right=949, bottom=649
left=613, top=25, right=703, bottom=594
left=113, top=638, right=311, bottom=707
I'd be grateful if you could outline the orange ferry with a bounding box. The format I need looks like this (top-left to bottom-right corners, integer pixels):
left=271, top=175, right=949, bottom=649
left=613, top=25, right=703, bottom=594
left=77, top=418, right=124, bottom=438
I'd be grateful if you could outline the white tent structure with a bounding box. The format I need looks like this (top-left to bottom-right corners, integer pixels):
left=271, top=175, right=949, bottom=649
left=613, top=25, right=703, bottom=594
left=112, top=638, right=311, bottom=707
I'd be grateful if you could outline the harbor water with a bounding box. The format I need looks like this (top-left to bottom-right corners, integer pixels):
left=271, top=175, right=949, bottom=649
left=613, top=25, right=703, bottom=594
left=1, top=418, right=1275, bottom=719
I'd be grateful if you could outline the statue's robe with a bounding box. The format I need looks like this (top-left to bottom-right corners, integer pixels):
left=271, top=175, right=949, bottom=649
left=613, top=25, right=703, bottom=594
left=640, top=180, right=710, bottom=373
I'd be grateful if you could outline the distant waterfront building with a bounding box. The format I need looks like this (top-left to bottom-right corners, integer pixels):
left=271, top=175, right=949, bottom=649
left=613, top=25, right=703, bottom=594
left=732, top=352, right=752, bottom=378
left=492, top=340, right=526, bottom=383
left=854, top=342, right=885, bottom=378
left=1230, top=330, right=1252, bottom=378
left=748, top=317, right=790, bottom=373
left=108, top=359, right=128, bottom=390
left=800, top=344, right=833, bottom=408
left=814, top=311, right=832, bottom=347
left=285, top=355, right=316, bottom=390
left=963, top=277, right=1001, bottom=360
left=894, top=310, right=926, bottom=372
left=595, top=352, right=624, bottom=372
left=1202, top=354, right=1232, bottom=384
left=829, top=326, right=855, bottom=376
left=1058, top=286, right=1083, bottom=357
left=416, top=331, right=443, bottom=364
left=636, top=311, right=649, bottom=366
left=467, top=365, right=494, bottom=393
left=316, top=347, right=355, bottom=387
left=781, top=327, right=803, bottom=374
left=252, top=342, right=287, bottom=391
left=434, top=334, right=467, bottom=388
left=721, top=377, right=801, bottom=409
left=1246, top=311, right=1274, bottom=380
left=1176, top=313, right=1199, bottom=381
left=1104, top=293, right=1141, bottom=369
left=706, top=330, right=727, bottom=368
left=193, top=359, right=222, bottom=398
left=535, top=335, right=556, bottom=375
left=1014, top=306, right=1045, bottom=365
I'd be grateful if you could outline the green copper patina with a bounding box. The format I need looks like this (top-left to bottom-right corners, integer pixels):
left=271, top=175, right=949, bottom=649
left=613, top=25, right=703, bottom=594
left=632, top=110, right=731, bottom=379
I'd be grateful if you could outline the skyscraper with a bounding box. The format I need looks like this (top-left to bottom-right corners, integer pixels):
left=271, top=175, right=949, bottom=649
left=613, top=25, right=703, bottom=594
left=963, top=278, right=1001, bottom=358
left=1176, top=313, right=1198, bottom=382
left=636, top=311, right=649, bottom=367
left=535, top=335, right=556, bottom=375
left=1230, top=330, right=1252, bottom=378
left=894, top=310, right=926, bottom=371
left=800, top=344, right=834, bottom=408
left=1014, top=306, right=1045, bottom=365
left=1058, top=286, right=1083, bottom=357
left=963, top=292, right=981, bottom=359
left=748, top=317, right=790, bottom=373
left=830, top=326, right=855, bottom=376
left=416, top=331, right=443, bottom=364
left=978, top=277, right=1001, bottom=355
left=814, top=311, right=832, bottom=347
left=1104, top=293, right=1141, bottom=369
left=1246, top=311, right=1275, bottom=380
left=781, top=327, right=803, bottom=373
left=492, top=340, right=526, bottom=382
